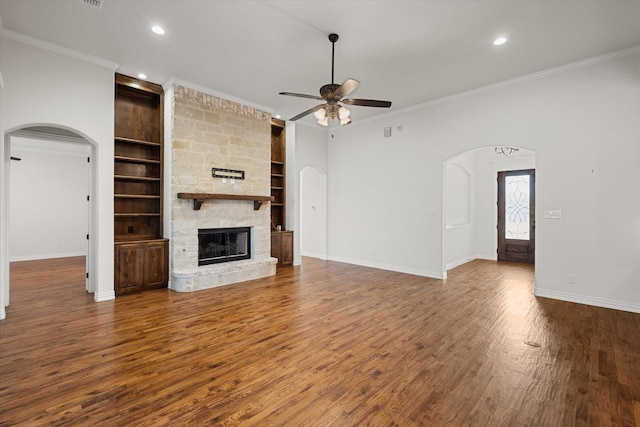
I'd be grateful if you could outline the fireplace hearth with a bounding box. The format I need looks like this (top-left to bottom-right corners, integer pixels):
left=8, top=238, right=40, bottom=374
left=198, top=227, right=251, bottom=265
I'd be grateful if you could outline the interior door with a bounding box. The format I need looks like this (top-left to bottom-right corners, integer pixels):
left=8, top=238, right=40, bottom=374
left=498, top=169, right=535, bottom=264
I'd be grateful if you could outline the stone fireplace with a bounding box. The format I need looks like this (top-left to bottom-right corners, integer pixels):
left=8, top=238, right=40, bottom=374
left=169, top=84, right=276, bottom=292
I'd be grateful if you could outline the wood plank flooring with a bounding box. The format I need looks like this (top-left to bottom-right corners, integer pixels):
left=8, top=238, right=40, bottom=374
left=1, top=257, right=639, bottom=426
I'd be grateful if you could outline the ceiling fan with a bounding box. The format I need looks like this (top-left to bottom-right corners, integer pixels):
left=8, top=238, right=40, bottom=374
left=279, top=33, right=392, bottom=126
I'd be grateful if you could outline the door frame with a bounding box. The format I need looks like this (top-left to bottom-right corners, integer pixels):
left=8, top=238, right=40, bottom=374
left=497, top=168, right=535, bottom=264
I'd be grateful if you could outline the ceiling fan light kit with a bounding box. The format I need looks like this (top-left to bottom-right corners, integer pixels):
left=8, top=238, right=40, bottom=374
left=279, top=33, right=391, bottom=127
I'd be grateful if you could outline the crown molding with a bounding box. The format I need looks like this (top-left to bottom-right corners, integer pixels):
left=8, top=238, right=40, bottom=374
left=163, top=77, right=273, bottom=115
left=341, top=43, right=640, bottom=130
left=0, top=28, right=119, bottom=71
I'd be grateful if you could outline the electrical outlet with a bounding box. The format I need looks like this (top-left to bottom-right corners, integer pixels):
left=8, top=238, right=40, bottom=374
left=568, top=274, right=576, bottom=284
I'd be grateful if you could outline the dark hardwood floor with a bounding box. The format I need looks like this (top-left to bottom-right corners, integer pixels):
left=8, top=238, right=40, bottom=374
left=1, top=256, right=639, bottom=426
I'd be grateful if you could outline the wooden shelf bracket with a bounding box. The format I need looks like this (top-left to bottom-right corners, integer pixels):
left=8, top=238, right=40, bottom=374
left=177, top=193, right=274, bottom=211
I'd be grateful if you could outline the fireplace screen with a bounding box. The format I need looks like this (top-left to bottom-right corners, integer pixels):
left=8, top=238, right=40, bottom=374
left=198, top=227, right=251, bottom=265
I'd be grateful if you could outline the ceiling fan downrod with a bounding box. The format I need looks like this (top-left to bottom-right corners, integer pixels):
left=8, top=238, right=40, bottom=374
left=329, top=33, right=339, bottom=85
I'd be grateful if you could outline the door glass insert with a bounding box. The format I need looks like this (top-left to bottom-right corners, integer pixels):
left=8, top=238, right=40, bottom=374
left=505, top=175, right=530, bottom=240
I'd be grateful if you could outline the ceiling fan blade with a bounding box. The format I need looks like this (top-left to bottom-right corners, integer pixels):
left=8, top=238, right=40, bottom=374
left=333, top=79, right=360, bottom=99
left=342, top=98, right=392, bottom=108
left=279, top=92, right=324, bottom=101
left=289, top=104, right=325, bottom=122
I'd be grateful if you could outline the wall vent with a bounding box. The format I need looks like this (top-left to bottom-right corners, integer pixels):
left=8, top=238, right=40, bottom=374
left=79, top=0, right=104, bottom=9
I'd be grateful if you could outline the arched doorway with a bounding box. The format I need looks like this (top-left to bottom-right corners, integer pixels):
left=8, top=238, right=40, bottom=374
left=1, top=125, right=96, bottom=319
left=442, top=146, right=536, bottom=275
left=300, top=166, right=327, bottom=260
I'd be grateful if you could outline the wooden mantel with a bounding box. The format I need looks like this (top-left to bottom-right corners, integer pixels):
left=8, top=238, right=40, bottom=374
left=177, top=193, right=274, bottom=211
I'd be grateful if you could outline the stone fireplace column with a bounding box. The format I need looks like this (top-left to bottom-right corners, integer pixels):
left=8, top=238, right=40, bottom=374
left=168, top=84, right=276, bottom=292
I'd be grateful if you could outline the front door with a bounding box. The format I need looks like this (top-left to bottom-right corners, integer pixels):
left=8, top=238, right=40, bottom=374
left=497, top=169, right=535, bottom=264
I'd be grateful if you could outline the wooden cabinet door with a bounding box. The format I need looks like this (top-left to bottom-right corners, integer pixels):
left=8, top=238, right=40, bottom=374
left=115, top=243, right=144, bottom=295
left=144, top=240, right=168, bottom=290
left=271, top=232, right=281, bottom=261
left=280, top=231, right=293, bottom=266
left=271, top=231, right=293, bottom=267
left=115, top=239, right=168, bottom=295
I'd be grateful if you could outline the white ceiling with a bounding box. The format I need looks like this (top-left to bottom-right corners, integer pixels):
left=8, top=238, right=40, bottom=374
left=1, top=0, right=640, bottom=125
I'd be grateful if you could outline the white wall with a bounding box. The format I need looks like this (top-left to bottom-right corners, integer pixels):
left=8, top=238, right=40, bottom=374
left=444, top=153, right=474, bottom=270
left=300, top=166, right=327, bottom=259
left=293, top=124, right=329, bottom=263
left=0, top=34, right=116, bottom=315
left=328, top=116, right=445, bottom=278
left=326, top=52, right=640, bottom=313
left=9, top=137, right=89, bottom=261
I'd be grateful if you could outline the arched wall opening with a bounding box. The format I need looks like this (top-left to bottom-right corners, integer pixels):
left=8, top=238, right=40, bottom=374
left=442, top=145, right=536, bottom=274
left=1, top=125, right=98, bottom=319
left=299, top=166, right=327, bottom=260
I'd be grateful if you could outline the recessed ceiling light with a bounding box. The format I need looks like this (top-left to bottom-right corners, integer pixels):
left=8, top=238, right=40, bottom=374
left=152, top=26, right=165, bottom=35
left=138, top=73, right=147, bottom=79
left=275, top=114, right=282, bottom=119
left=493, top=37, right=507, bottom=46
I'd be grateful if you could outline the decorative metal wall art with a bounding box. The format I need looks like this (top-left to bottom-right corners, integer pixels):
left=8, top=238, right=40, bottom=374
left=212, top=168, right=245, bottom=180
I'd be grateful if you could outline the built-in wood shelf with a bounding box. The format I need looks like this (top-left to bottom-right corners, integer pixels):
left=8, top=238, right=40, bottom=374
left=115, top=136, right=161, bottom=147
left=177, top=193, right=274, bottom=211
left=115, top=194, right=161, bottom=199
left=114, top=156, right=161, bottom=164
left=114, top=175, right=161, bottom=182
left=114, top=213, right=162, bottom=217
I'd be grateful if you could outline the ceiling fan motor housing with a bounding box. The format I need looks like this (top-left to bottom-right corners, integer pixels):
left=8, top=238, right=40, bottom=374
left=320, top=84, right=341, bottom=99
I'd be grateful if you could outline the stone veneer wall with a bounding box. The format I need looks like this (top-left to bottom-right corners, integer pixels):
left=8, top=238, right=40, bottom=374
left=170, top=85, right=276, bottom=291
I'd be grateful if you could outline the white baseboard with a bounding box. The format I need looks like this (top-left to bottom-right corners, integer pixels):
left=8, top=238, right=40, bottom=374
left=445, top=255, right=498, bottom=272
left=534, top=288, right=640, bottom=314
left=93, top=291, right=115, bottom=302
left=0, top=306, right=5, bottom=320
left=301, top=251, right=327, bottom=260
left=10, top=251, right=86, bottom=262
left=446, top=257, right=473, bottom=271
left=475, top=254, right=497, bottom=261
left=327, top=255, right=444, bottom=279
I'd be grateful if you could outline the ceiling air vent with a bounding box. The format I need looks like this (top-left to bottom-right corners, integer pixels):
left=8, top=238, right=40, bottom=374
left=79, top=0, right=104, bottom=9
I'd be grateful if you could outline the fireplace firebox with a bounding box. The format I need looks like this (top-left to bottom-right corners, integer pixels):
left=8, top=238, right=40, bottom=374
left=198, top=227, right=251, bottom=265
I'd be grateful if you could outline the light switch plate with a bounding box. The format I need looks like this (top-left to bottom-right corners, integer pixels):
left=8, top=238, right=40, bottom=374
left=544, top=210, right=562, bottom=219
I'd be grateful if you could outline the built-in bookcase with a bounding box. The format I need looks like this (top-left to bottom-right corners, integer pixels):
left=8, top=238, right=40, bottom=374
left=114, top=75, right=163, bottom=240
left=270, top=119, right=293, bottom=266
left=114, top=73, right=168, bottom=294
left=270, top=119, right=286, bottom=230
